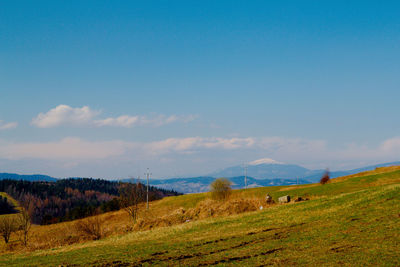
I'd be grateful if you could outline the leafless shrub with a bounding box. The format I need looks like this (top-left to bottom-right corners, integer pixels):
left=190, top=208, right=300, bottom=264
left=210, top=178, right=232, bottom=201
left=320, top=169, right=330, bottom=185
left=0, top=216, right=16, bottom=243
left=74, top=216, right=104, bottom=240
left=119, top=179, right=144, bottom=224
left=17, top=210, right=31, bottom=246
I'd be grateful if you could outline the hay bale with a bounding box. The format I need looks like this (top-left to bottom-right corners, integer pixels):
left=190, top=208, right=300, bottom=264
left=278, top=195, right=291, bottom=204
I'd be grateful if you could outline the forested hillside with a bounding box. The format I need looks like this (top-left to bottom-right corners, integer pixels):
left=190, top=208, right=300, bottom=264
left=0, top=178, right=180, bottom=224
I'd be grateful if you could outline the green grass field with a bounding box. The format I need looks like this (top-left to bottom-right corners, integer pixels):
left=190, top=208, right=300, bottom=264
left=1, top=168, right=399, bottom=266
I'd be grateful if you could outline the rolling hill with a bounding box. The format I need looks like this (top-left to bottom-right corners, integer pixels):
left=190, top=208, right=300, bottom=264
left=1, top=166, right=399, bottom=266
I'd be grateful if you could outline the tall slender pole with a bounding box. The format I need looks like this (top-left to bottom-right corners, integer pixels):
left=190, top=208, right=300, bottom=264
left=145, top=168, right=151, bottom=210
left=244, top=164, right=248, bottom=189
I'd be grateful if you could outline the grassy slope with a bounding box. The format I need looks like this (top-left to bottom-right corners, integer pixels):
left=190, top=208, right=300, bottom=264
left=0, top=192, right=20, bottom=210
left=0, top=192, right=21, bottom=218
left=1, top=167, right=400, bottom=266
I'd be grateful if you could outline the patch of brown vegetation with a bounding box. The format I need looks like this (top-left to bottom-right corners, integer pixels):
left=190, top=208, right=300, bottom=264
left=74, top=215, right=104, bottom=240
left=134, top=198, right=266, bottom=231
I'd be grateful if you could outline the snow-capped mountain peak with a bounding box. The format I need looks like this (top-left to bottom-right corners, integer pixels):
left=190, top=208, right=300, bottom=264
left=248, top=158, right=284, bottom=165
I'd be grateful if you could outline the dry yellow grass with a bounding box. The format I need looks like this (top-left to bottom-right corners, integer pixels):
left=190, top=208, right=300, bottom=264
left=0, top=194, right=270, bottom=253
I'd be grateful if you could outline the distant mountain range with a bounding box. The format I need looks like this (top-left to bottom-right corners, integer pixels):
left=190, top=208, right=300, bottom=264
left=209, top=158, right=400, bottom=183
left=130, top=159, right=400, bottom=193
left=1, top=159, right=399, bottom=194
left=209, top=158, right=319, bottom=180
left=0, top=173, right=57, bottom=182
left=147, top=176, right=311, bottom=194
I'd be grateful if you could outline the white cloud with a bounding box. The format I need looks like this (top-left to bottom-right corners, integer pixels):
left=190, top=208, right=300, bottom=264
left=143, top=136, right=324, bottom=156
left=0, top=136, right=399, bottom=176
left=94, top=115, right=139, bottom=127
left=31, top=105, right=99, bottom=128
left=146, top=137, right=256, bottom=154
left=0, top=137, right=136, bottom=160
left=327, top=137, right=400, bottom=162
left=0, top=136, right=302, bottom=161
left=94, top=114, right=196, bottom=128
left=31, top=105, right=196, bottom=128
left=145, top=114, right=197, bottom=126
left=0, top=120, right=18, bottom=130
left=380, top=137, right=400, bottom=153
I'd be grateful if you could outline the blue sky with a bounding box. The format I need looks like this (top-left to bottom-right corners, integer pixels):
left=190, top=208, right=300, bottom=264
left=1, top=1, right=400, bottom=178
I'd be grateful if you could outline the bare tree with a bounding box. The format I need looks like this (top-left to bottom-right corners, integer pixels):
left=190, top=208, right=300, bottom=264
left=119, top=178, right=144, bottom=224
left=210, top=178, right=232, bottom=201
left=17, top=210, right=31, bottom=246
left=18, top=195, right=33, bottom=246
left=0, top=216, right=16, bottom=244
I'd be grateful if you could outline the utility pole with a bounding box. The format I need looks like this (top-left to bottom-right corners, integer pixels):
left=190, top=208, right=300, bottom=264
left=145, top=168, right=151, bottom=210
left=244, top=164, right=248, bottom=189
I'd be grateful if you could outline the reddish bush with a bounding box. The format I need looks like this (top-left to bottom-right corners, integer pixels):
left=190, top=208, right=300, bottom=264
left=320, top=170, right=330, bottom=184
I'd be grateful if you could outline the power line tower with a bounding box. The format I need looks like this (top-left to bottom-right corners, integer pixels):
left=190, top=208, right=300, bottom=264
left=144, top=168, right=152, bottom=210
left=244, top=163, right=248, bottom=189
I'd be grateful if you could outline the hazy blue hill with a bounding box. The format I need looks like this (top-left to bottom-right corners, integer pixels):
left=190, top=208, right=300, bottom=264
left=146, top=177, right=216, bottom=194
left=146, top=176, right=310, bottom=194
left=0, top=173, right=57, bottom=182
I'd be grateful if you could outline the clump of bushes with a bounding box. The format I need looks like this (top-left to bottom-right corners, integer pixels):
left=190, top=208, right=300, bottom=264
left=210, top=178, right=232, bottom=201
left=74, top=216, right=104, bottom=240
